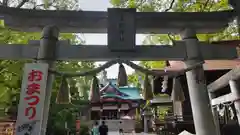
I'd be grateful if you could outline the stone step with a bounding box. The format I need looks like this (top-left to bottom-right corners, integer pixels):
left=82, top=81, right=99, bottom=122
left=98, top=120, right=135, bottom=132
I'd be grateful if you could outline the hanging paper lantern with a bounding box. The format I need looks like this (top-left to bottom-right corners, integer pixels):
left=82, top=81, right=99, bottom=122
left=89, top=76, right=100, bottom=102
left=117, top=64, right=128, bottom=86
left=56, top=76, right=71, bottom=104
left=143, top=74, right=153, bottom=100
left=171, top=77, right=185, bottom=102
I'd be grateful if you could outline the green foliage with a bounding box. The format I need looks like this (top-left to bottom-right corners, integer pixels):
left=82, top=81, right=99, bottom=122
left=47, top=92, right=78, bottom=134
left=79, top=124, right=90, bottom=135
left=128, top=0, right=136, bottom=8
left=156, top=106, right=169, bottom=120
left=128, top=72, right=142, bottom=88
left=114, top=0, right=239, bottom=88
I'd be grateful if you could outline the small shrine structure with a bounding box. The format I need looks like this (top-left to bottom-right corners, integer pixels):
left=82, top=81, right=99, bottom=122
left=89, top=69, right=143, bottom=131
left=151, top=59, right=240, bottom=134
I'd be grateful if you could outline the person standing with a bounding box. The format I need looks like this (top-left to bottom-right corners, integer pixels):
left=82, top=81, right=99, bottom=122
left=91, top=121, right=100, bottom=135
left=99, top=121, right=108, bottom=135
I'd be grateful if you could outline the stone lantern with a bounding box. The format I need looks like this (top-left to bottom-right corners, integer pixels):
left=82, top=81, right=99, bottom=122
left=142, top=108, right=153, bottom=133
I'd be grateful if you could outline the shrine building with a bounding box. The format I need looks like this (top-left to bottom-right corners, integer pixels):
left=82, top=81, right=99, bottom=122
left=89, top=70, right=143, bottom=131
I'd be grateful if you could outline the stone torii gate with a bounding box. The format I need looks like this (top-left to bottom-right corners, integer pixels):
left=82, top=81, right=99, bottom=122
left=0, top=0, right=239, bottom=135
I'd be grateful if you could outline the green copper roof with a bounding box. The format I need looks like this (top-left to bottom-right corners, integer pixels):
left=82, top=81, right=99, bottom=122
left=119, top=86, right=142, bottom=100
left=100, top=83, right=142, bottom=100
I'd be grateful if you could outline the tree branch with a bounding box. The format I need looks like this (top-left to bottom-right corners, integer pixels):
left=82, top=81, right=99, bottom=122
left=33, top=3, right=59, bottom=10
left=16, top=0, right=29, bottom=8
left=164, top=0, right=176, bottom=12
left=33, top=0, right=57, bottom=10
left=201, top=0, right=210, bottom=12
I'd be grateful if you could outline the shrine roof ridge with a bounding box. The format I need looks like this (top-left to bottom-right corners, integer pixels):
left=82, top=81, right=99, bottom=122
left=0, top=6, right=236, bottom=33
left=98, top=82, right=142, bottom=100
left=151, top=60, right=240, bottom=72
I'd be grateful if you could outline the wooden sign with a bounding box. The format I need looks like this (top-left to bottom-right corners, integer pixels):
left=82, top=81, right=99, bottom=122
left=15, top=63, right=49, bottom=135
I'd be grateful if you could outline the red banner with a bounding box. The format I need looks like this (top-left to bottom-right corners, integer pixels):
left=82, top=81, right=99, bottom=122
left=76, top=120, right=80, bottom=130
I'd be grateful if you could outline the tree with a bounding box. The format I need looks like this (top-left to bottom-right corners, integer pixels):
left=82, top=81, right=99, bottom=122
left=112, top=0, right=239, bottom=85
left=0, top=0, right=95, bottom=134
left=111, top=0, right=238, bottom=42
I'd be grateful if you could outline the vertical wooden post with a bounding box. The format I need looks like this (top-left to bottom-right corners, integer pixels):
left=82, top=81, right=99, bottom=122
left=38, top=25, right=59, bottom=135
left=181, top=28, right=217, bottom=135
left=229, top=80, right=240, bottom=125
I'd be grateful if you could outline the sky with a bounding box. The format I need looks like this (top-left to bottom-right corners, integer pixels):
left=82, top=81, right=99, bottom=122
left=79, top=0, right=145, bottom=78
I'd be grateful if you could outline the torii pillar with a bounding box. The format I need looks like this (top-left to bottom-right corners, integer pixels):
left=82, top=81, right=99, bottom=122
left=38, top=26, right=59, bottom=135
left=181, top=28, right=218, bottom=135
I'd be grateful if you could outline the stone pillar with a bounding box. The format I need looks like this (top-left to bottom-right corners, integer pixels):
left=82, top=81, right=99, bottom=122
left=171, top=77, right=185, bottom=121
left=173, top=101, right=183, bottom=121
left=209, top=92, right=221, bottom=135
left=143, top=110, right=151, bottom=133
left=181, top=28, right=217, bottom=135
left=38, top=25, right=59, bottom=135
left=229, top=80, right=240, bottom=125
left=143, top=116, right=148, bottom=133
